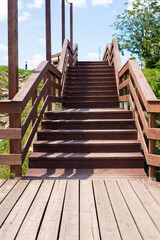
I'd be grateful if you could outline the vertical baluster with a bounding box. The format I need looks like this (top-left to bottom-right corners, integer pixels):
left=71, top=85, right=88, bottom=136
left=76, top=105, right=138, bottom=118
left=149, top=113, right=157, bottom=180
left=123, top=73, right=128, bottom=110
left=8, top=0, right=22, bottom=178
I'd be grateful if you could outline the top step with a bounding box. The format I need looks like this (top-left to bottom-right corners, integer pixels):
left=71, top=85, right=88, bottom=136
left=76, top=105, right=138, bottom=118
left=76, top=61, right=109, bottom=65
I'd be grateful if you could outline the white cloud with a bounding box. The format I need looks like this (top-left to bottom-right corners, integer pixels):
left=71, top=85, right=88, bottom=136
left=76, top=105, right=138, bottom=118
left=4, top=56, right=8, bottom=62
left=70, top=0, right=87, bottom=8
left=91, top=0, right=113, bottom=7
left=0, top=0, right=7, bottom=21
left=28, top=54, right=45, bottom=69
left=0, top=43, right=7, bottom=52
left=18, top=0, right=23, bottom=9
left=28, top=0, right=44, bottom=9
left=85, top=52, right=99, bottom=60
left=18, top=12, right=30, bottom=22
left=38, top=38, right=46, bottom=46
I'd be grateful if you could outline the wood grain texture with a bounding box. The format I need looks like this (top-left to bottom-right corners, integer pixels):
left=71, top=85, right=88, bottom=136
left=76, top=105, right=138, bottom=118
left=80, top=181, right=100, bottom=240
left=37, top=180, right=67, bottom=240
left=16, top=180, right=53, bottom=240
left=93, top=180, right=121, bottom=240
left=59, top=181, right=79, bottom=240
left=118, top=180, right=160, bottom=239
left=0, top=181, right=41, bottom=240
left=106, top=180, right=142, bottom=240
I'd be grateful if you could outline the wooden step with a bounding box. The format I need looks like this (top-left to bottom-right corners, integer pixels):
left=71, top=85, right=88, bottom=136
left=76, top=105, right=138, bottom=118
left=68, top=68, right=114, bottom=73
left=65, top=78, right=116, bottom=83
left=67, top=73, right=115, bottom=77
left=65, top=82, right=116, bottom=87
left=33, top=140, right=141, bottom=153
left=76, top=61, right=109, bottom=65
left=64, top=86, right=117, bottom=91
left=63, top=101, right=119, bottom=108
left=37, top=129, right=138, bottom=141
left=29, top=152, right=144, bottom=169
left=44, top=109, right=133, bottom=120
left=63, top=90, right=117, bottom=96
left=41, top=119, right=135, bottom=130
left=63, top=96, right=118, bottom=102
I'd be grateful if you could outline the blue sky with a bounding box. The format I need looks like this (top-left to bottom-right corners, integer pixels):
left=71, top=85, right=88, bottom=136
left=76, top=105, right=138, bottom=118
left=0, top=0, right=133, bottom=69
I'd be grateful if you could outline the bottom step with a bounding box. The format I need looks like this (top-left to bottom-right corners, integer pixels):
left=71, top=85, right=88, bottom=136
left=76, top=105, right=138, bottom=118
left=29, top=152, right=144, bottom=169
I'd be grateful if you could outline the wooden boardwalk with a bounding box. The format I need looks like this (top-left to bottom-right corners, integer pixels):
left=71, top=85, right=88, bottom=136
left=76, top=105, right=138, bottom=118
left=1, top=177, right=160, bottom=239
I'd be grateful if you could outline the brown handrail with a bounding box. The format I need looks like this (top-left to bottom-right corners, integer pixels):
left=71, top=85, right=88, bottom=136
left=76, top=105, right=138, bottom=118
left=0, top=39, right=78, bottom=178
left=0, top=61, right=62, bottom=177
left=103, top=38, right=160, bottom=180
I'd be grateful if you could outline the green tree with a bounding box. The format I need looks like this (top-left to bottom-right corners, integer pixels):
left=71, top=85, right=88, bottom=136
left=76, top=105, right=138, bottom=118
left=112, top=0, right=160, bottom=68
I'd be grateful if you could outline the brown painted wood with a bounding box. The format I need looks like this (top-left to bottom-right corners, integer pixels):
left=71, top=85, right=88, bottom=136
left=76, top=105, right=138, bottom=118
left=8, top=0, right=18, bottom=100
left=46, top=0, right=51, bottom=62
left=62, top=0, right=65, bottom=45
left=0, top=128, right=21, bottom=140
left=70, top=3, right=73, bottom=47
left=149, top=113, right=157, bottom=179
left=0, top=154, right=21, bottom=166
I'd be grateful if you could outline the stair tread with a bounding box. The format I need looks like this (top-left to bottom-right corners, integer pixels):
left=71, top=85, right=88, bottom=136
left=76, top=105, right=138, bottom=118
left=29, top=152, right=144, bottom=158
left=34, top=140, right=140, bottom=145
left=45, top=108, right=132, bottom=113
left=39, top=129, right=137, bottom=133
left=42, top=119, right=135, bottom=123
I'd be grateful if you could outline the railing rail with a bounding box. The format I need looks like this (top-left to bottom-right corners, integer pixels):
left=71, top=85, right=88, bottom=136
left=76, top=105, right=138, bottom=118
left=0, top=39, right=78, bottom=177
left=103, top=38, right=160, bottom=180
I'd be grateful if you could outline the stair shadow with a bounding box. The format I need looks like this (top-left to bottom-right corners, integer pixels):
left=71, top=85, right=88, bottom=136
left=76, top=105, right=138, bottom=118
left=24, top=168, right=94, bottom=180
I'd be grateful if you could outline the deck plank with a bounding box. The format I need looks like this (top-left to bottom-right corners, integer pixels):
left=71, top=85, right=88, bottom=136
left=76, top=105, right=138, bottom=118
left=142, top=180, right=160, bottom=206
left=130, top=180, right=160, bottom=232
left=105, top=180, right=142, bottom=240
left=0, top=179, right=6, bottom=187
left=0, top=180, right=42, bottom=240
left=0, top=180, right=29, bottom=227
left=59, top=180, right=79, bottom=240
left=16, top=180, right=54, bottom=240
left=118, top=180, right=160, bottom=239
left=80, top=180, right=100, bottom=240
left=37, top=180, right=67, bottom=240
left=93, top=180, right=121, bottom=240
left=0, top=180, right=18, bottom=203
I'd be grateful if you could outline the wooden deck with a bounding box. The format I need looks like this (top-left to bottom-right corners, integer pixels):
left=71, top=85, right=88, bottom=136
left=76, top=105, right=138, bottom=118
left=1, top=177, right=160, bottom=239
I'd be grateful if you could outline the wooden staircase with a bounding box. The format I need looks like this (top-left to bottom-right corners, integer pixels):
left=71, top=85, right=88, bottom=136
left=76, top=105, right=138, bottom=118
left=29, top=61, right=144, bottom=169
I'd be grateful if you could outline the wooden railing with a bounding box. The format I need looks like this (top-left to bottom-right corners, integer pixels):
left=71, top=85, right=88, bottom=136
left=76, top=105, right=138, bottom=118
left=0, top=39, right=78, bottom=178
left=103, top=38, right=160, bottom=180
left=51, top=53, right=61, bottom=67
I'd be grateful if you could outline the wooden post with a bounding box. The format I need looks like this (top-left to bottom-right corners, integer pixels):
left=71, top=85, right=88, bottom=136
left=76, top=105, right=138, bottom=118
left=46, top=0, right=51, bottom=62
left=62, top=0, right=65, bottom=46
left=149, top=113, right=157, bottom=180
left=45, top=0, right=52, bottom=110
left=8, top=0, right=22, bottom=178
left=70, top=3, right=73, bottom=47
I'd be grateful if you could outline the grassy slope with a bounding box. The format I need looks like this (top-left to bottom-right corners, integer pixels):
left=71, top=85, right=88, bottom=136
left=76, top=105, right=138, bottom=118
left=0, top=67, right=160, bottom=179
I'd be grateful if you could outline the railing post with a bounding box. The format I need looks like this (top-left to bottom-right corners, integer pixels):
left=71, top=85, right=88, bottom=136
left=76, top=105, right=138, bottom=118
left=8, top=0, right=22, bottom=178
left=70, top=3, right=73, bottom=47
left=149, top=113, right=157, bottom=180
left=45, top=0, right=52, bottom=111
left=46, top=0, right=51, bottom=62
left=62, top=0, right=65, bottom=45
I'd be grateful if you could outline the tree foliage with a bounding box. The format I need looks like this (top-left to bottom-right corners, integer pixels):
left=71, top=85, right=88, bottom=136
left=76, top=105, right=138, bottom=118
left=112, top=0, right=160, bottom=68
